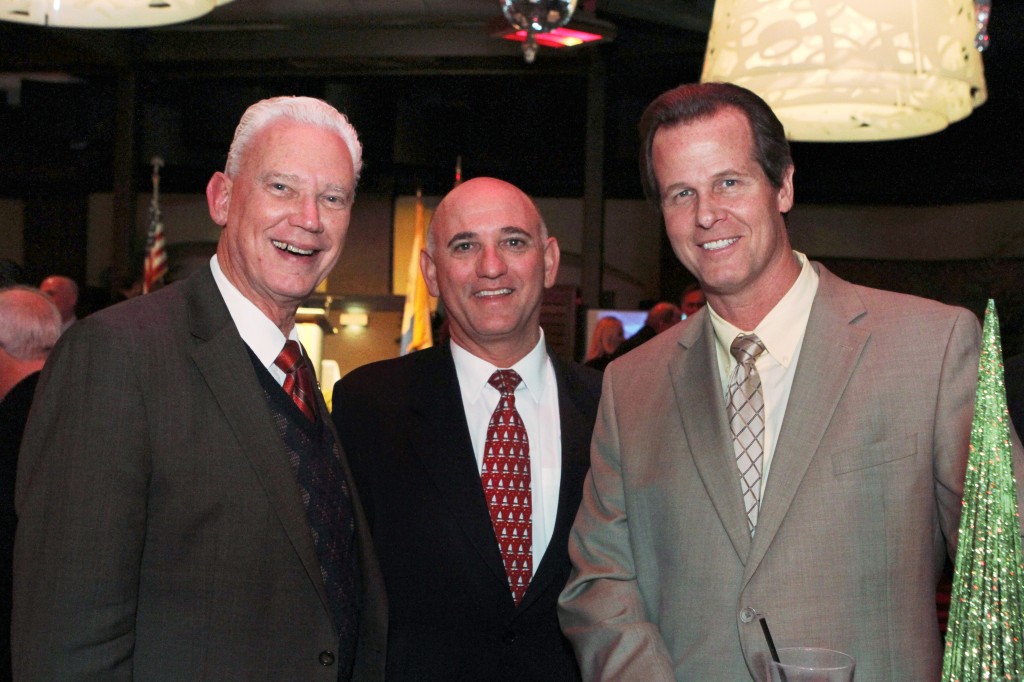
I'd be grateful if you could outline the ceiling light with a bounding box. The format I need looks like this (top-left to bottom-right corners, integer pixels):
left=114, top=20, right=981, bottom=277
left=1, top=0, right=235, bottom=29
left=498, top=0, right=578, bottom=63
left=701, top=0, right=987, bottom=141
left=490, top=9, right=615, bottom=63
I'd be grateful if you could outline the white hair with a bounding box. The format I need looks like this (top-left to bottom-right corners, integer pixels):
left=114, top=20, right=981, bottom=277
left=0, top=286, right=62, bottom=361
left=224, top=96, right=363, bottom=180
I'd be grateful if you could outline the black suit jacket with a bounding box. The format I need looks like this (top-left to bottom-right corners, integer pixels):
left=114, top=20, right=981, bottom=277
left=0, top=372, right=39, bottom=678
left=332, top=342, right=601, bottom=682
left=13, top=266, right=386, bottom=680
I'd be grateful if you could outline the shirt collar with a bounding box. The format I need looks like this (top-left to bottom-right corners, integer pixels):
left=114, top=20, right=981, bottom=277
left=708, top=250, right=819, bottom=368
left=210, top=254, right=299, bottom=368
left=451, top=329, right=549, bottom=407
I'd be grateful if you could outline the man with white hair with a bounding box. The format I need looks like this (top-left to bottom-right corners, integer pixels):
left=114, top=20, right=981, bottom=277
left=0, top=286, right=62, bottom=679
left=14, top=97, right=386, bottom=680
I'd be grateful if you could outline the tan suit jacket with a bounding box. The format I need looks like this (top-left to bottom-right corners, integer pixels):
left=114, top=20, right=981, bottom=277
left=13, top=266, right=386, bottom=680
left=559, top=263, right=1024, bottom=680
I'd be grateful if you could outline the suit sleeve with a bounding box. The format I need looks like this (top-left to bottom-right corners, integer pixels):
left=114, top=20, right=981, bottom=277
left=12, top=320, right=148, bottom=679
left=557, top=368, right=676, bottom=681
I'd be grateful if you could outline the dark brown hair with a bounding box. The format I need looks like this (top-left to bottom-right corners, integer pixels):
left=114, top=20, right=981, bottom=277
left=638, top=82, right=792, bottom=206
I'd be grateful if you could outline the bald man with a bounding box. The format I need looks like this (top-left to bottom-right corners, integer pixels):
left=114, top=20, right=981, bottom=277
left=332, top=177, right=601, bottom=681
left=39, top=275, right=78, bottom=333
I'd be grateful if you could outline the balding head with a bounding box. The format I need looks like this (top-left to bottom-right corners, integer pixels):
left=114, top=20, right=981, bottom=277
left=420, top=177, right=559, bottom=367
left=39, top=275, right=78, bottom=324
left=426, top=178, right=549, bottom=254
left=647, top=302, right=682, bottom=334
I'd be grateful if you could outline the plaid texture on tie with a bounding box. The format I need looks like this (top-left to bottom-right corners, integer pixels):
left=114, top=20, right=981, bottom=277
left=727, top=333, right=767, bottom=535
left=482, top=369, right=532, bottom=605
left=275, top=340, right=317, bottom=422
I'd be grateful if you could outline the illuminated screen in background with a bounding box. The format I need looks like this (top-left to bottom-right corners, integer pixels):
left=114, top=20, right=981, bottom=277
left=584, top=309, right=647, bottom=356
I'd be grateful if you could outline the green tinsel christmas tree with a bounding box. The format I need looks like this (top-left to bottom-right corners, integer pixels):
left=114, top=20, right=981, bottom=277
left=942, top=299, right=1024, bottom=681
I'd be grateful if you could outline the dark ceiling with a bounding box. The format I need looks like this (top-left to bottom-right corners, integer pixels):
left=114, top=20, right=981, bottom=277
left=0, top=0, right=1021, bottom=206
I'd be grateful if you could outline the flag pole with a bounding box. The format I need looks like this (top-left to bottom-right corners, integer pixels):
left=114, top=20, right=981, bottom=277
left=143, top=156, right=168, bottom=294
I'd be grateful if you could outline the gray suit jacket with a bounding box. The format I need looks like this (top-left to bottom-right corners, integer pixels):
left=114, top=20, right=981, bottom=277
left=558, top=263, right=1024, bottom=681
left=12, top=266, right=386, bottom=681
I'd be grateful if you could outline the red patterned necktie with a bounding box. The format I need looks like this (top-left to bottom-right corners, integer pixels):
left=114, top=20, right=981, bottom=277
left=274, top=340, right=318, bottom=422
left=482, top=369, right=532, bottom=605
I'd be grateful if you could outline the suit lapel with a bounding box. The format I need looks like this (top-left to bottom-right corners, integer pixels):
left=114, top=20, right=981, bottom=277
left=743, top=266, right=870, bottom=583
left=409, top=346, right=510, bottom=587
left=184, top=268, right=332, bottom=617
left=519, top=354, right=592, bottom=611
left=673, top=314, right=754, bottom=561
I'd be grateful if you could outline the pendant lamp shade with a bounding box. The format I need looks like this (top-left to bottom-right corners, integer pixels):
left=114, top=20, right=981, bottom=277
left=1, top=0, right=234, bottom=28
left=700, top=0, right=987, bottom=141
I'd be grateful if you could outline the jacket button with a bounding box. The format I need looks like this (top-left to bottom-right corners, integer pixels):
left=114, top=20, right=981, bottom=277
left=318, top=650, right=335, bottom=666
left=740, top=607, right=757, bottom=624
left=502, top=631, right=518, bottom=645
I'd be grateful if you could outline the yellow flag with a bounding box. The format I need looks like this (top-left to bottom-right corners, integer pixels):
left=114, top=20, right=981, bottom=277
left=400, top=192, right=433, bottom=355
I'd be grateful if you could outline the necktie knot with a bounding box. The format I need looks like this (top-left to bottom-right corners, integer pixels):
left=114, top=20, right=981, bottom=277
left=274, top=340, right=304, bottom=374
left=488, top=369, right=523, bottom=397
left=730, top=333, right=766, bottom=367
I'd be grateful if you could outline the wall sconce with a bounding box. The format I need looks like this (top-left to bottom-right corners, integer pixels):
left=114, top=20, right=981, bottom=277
left=1, top=0, right=234, bottom=28
left=700, top=0, right=987, bottom=141
left=297, top=305, right=336, bottom=335
left=339, top=312, right=369, bottom=329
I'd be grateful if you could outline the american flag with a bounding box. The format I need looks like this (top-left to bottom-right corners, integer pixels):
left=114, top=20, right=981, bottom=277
left=143, top=156, right=167, bottom=294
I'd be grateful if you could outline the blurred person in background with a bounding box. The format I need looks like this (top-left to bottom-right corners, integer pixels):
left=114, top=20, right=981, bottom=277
left=584, top=316, right=624, bottom=371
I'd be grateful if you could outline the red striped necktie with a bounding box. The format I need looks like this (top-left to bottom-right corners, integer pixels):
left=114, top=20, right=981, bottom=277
left=274, top=340, right=318, bottom=422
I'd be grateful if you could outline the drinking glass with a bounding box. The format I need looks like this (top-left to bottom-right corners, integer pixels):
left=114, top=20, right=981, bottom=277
left=765, top=647, right=855, bottom=682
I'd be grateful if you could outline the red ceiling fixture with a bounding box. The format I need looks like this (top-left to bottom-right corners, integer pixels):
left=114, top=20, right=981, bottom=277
left=492, top=0, right=615, bottom=63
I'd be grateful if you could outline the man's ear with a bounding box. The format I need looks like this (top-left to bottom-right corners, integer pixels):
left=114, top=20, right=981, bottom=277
left=206, top=172, right=232, bottom=227
left=776, top=164, right=795, bottom=214
left=420, top=249, right=441, bottom=298
left=542, top=236, right=561, bottom=289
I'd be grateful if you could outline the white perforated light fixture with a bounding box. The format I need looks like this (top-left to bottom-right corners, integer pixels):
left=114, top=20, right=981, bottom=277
left=700, top=0, right=988, bottom=141
left=1, top=0, right=234, bottom=28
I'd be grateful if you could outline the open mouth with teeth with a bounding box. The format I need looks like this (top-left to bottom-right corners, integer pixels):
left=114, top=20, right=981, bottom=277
left=272, top=240, right=315, bottom=256
left=475, top=288, right=513, bottom=298
left=701, top=238, right=738, bottom=251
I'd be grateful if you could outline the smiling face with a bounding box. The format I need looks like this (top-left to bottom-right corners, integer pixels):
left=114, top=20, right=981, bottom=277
left=421, top=177, right=559, bottom=367
left=652, top=107, right=798, bottom=326
left=208, top=119, right=355, bottom=332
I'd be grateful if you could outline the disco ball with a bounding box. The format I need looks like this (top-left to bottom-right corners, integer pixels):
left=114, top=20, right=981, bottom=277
left=500, top=0, right=578, bottom=63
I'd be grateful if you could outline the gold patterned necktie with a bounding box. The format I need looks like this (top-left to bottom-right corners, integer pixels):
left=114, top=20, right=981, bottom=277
left=727, top=333, right=767, bottom=535
left=482, top=369, right=532, bottom=605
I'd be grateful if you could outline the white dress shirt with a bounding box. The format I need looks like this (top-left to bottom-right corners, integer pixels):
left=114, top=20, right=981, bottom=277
left=708, top=251, right=819, bottom=501
left=210, top=255, right=301, bottom=388
left=451, top=331, right=562, bottom=574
